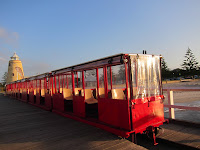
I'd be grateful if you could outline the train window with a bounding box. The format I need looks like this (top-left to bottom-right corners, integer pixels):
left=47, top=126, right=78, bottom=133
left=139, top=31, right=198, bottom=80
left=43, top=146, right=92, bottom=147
left=46, top=77, right=50, bottom=94
left=74, top=71, right=82, bottom=88
left=111, top=64, right=126, bottom=89
left=107, top=66, right=111, bottom=90
left=41, top=79, right=44, bottom=89
left=50, top=77, right=55, bottom=94
left=55, top=76, right=59, bottom=93
left=63, top=74, right=72, bottom=89
left=85, top=69, right=97, bottom=89
left=36, top=80, right=40, bottom=93
left=131, top=55, right=161, bottom=99
left=54, top=75, right=62, bottom=93
left=107, top=65, right=127, bottom=100
left=98, top=68, right=105, bottom=98
left=98, top=68, right=104, bottom=88
left=59, top=75, right=62, bottom=92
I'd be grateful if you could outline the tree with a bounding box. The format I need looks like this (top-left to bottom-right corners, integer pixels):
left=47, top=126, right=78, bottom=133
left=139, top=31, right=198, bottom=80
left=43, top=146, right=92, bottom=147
left=171, top=68, right=183, bottom=78
left=161, top=57, right=169, bottom=71
left=1, top=72, right=7, bottom=86
left=161, top=57, right=170, bottom=79
left=181, top=48, right=199, bottom=72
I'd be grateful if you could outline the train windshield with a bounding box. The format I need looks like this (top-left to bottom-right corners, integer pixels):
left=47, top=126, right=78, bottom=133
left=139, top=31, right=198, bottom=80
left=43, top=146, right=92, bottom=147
left=130, top=55, right=161, bottom=99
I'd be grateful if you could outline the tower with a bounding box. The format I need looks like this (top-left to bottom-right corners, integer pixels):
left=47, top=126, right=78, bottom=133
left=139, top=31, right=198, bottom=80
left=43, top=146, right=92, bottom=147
left=7, top=53, right=24, bottom=83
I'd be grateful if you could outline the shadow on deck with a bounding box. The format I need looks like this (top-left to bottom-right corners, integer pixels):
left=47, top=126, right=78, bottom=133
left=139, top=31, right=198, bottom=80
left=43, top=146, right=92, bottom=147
left=158, top=120, right=200, bottom=149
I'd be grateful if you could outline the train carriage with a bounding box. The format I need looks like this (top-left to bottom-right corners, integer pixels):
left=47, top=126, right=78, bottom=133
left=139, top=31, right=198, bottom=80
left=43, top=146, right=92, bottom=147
left=6, top=53, right=165, bottom=144
left=26, top=73, right=53, bottom=110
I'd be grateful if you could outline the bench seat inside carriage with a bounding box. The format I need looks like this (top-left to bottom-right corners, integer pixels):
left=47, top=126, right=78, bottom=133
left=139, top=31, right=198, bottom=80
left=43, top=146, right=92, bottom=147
left=60, top=87, right=131, bottom=117
left=63, top=88, right=73, bottom=112
left=62, top=88, right=99, bottom=114
left=16, top=86, right=136, bottom=113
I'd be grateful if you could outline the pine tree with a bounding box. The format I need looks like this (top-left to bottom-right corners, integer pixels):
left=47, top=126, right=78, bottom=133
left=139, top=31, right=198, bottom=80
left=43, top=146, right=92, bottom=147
left=161, top=57, right=169, bottom=72
left=161, top=57, right=170, bottom=79
left=181, top=48, right=199, bottom=72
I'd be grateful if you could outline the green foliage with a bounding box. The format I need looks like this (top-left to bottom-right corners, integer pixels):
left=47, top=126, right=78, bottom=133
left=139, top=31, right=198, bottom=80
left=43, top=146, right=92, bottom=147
left=161, top=57, right=168, bottom=71
left=161, top=57, right=171, bottom=79
left=161, top=48, right=199, bottom=80
left=181, top=48, right=199, bottom=71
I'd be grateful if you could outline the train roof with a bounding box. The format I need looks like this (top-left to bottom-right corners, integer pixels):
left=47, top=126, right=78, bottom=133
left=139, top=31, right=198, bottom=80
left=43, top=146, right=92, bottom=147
left=8, top=53, right=161, bottom=83
left=51, top=53, right=161, bottom=74
left=51, top=53, right=125, bottom=74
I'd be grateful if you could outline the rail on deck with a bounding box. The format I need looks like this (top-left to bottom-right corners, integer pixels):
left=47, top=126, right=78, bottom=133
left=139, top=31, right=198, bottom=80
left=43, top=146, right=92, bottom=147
left=163, top=87, right=200, bottom=120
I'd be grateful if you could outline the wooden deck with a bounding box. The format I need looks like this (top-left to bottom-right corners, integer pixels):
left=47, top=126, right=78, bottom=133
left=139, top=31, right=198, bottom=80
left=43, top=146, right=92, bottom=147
left=160, top=122, right=200, bottom=149
left=0, top=94, right=146, bottom=150
left=1, top=94, right=200, bottom=150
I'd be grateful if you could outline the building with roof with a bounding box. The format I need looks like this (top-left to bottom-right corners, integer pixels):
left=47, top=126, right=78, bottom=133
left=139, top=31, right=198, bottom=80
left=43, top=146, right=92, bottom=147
left=6, top=53, right=24, bottom=83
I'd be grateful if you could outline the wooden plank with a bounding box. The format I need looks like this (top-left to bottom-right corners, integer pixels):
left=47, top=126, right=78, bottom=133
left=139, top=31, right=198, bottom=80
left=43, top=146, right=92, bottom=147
left=160, top=123, right=200, bottom=149
left=0, top=94, right=147, bottom=150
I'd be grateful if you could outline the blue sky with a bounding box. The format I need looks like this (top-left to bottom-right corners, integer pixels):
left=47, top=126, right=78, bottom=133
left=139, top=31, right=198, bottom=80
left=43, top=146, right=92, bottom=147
left=0, top=0, right=200, bottom=79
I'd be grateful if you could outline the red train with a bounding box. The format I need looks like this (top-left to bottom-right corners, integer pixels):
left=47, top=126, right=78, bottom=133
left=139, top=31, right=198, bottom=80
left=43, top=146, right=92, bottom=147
left=6, top=53, right=165, bottom=145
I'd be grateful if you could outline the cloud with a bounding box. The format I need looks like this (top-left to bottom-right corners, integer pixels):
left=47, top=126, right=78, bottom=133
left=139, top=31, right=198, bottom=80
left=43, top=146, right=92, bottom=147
left=0, top=27, right=19, bottom=48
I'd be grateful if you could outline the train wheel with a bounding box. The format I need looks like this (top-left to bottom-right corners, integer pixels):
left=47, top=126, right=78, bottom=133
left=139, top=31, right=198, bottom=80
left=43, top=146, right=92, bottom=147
left=146, top=126, right=158, bottom=145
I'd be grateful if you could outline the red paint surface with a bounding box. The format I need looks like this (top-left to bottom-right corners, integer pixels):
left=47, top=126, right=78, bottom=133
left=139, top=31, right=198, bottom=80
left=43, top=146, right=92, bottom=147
left=98, top=98, right=131, bottom=130
left=36, top=93, right=40, bottom=105
left=45, top=94, right=52, bottom=110
left=73, top=96, right=85, bottom=118
left=132, top=96, right=164, bottom=133
left=21, top=92, right=27, bottom=102
left=52, top=93, right=64, bottom=112
left=29, top=92, right=34, bottom=104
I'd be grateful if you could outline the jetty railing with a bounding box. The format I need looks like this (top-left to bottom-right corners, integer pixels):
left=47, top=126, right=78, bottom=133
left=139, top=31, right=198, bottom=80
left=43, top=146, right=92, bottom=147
left=163, top=87, right=200, bottom=119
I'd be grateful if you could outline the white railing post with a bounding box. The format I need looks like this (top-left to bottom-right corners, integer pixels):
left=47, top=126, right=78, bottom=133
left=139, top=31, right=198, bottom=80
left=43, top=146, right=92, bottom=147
left=167, top=89, right=175, bottom=119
